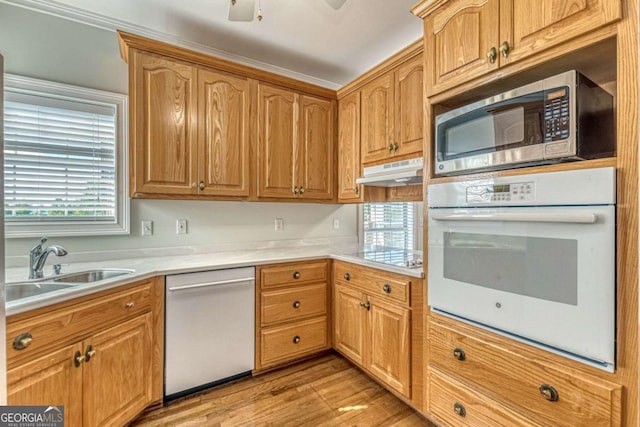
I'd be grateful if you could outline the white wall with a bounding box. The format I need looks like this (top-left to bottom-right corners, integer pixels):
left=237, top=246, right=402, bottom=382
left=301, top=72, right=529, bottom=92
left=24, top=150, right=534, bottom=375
left=0, top=3, right=358, bottom=259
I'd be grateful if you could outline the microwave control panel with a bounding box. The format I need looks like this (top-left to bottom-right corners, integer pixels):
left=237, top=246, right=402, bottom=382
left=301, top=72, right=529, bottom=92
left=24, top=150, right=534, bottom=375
left=544, top=86, right=570, bottom=142
left=466, top=182, right=536, bottom=204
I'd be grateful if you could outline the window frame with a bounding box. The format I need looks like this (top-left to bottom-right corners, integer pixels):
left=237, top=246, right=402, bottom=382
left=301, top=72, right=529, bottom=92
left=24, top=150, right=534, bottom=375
left=3, top=74, right=129, bottom=238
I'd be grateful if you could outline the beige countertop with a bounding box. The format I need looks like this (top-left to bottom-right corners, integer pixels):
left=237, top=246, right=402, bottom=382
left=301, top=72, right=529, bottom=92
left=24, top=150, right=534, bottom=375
left=5, top=244, right=424, bottom=316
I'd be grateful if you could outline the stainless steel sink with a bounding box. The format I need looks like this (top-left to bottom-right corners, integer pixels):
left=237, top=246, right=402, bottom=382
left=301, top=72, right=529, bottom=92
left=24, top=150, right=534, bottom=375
left=5, top=283, right=77, bottom=302
left=52, top=269, right=134, bottom=284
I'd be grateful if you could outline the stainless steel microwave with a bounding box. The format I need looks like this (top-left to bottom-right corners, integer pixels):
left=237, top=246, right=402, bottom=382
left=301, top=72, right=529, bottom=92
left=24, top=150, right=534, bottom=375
left=434, top=70, right=615, bottom=176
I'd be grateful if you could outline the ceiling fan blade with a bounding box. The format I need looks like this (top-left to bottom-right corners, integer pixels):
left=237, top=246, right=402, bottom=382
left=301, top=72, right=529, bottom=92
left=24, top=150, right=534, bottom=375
left=228, top=0, right=255, bottom=21
left=325, top=0, right=347, bottom=9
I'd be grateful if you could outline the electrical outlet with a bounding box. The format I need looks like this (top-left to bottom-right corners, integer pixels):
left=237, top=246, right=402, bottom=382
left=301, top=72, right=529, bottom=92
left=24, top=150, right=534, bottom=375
left=176, top=219, right=188, bottom=234
left=275, top=218, right=284, bottom=231
left=333, top=219, right=340, bottom=230
left=141, top=220, right=153, bottom=236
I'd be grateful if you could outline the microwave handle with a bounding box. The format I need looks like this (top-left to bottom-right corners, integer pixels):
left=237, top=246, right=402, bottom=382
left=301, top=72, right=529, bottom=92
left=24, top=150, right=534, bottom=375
left=431, top=212, right=597, bottom=224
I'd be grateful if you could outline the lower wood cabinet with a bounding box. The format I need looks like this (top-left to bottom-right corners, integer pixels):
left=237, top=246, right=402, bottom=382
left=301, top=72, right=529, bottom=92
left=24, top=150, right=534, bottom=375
left=428, top=314, right=622, bottom=426
left=256, top=260, right=331, bottom=371
left=332, top=261, right=422, bottom=405
left=6, top=278, right=164, bottom=427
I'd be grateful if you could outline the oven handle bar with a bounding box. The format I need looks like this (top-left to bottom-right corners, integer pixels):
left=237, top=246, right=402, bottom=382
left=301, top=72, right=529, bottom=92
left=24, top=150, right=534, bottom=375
left=431, top=212, right=597, bottom=224
left=168, top=277, right=255, bottom=292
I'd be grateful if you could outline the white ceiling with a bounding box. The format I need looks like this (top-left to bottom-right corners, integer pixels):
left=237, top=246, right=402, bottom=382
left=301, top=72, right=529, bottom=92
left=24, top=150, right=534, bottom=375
left=8, top=0, right=424, bottom=89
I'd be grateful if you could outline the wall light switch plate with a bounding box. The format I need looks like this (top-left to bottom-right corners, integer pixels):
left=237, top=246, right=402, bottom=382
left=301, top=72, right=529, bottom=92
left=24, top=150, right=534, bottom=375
left=275, top=218, right=284, bottom=231
left=177, top=219, right=188, bottom=234
left=141, top=220, right=153, bottom=236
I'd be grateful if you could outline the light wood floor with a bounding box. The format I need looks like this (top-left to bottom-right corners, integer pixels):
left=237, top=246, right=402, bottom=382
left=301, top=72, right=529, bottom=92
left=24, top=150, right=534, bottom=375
left=131, top=354, right=436, bottom=427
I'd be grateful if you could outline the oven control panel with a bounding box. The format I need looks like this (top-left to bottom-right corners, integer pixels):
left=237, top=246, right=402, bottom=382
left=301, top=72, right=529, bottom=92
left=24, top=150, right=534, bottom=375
left=466, top=181, right=535, bottom=204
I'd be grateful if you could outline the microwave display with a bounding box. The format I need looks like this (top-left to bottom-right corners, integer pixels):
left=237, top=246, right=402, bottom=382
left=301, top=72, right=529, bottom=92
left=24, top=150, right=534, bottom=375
left=434, top=70, right=615, bottom=176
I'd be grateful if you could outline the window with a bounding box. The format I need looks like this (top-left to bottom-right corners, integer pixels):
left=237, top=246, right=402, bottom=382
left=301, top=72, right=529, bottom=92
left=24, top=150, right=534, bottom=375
left=3, top=74, right=128, bottom=237
left=362, top=202, right=416, bottom=251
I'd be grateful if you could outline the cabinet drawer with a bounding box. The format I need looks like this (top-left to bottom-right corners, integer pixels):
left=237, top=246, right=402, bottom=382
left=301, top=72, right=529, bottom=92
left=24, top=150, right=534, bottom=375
left=428, top=368, right=538, bottom=427
left=429, top=318, right=622, bottom=427
left=261, top=283, right=327, bottom=326
left=260, top=317, right=328, bottom=367
left=7, top=282, right=152, bottom=367
left=260, top=261, right=328, bottom=289
left=334, top=261, right=410, bottom=305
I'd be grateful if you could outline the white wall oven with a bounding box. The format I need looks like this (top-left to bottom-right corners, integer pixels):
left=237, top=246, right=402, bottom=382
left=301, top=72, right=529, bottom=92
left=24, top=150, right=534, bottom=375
left=428, top=168, right=616, bottom=371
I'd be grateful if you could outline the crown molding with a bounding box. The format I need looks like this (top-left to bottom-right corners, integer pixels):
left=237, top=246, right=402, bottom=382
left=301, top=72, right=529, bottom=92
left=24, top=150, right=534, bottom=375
left=0, top=0, right=341, bottom=90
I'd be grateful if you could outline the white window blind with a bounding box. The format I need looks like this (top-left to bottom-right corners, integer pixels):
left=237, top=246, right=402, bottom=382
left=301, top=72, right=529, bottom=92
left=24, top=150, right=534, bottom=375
left=3, top=75, right=129, bottom=237
left=363, top=202, right=414, bottom=250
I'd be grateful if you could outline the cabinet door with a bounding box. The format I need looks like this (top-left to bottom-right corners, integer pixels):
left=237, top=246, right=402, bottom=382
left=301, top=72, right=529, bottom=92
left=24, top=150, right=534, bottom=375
left=334, top=284, right=366, bottom=366
left=395, top=55, right=424, bottom=157
left=8, top=344, right=83, bottom=427
left=198, top=68, right=252, bottom=197
left=131, top=51, right=198, bottom=195
left=425, top=0, right=500, bottom=94
left=257, top=84, right=297, bottom=199
left=83, top=314, right=153, bottom=427
left=500, top=0, right=621, bottom=65
left=367, top=297, right=411, bottom=398
left=338, top=92, right=363, bottom=202
left=297, top=95, right=334, bottom=200
left=361, top=73, right=395, bottom=164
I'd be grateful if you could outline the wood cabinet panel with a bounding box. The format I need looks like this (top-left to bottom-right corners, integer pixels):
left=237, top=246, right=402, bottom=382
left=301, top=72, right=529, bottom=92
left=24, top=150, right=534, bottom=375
left=429, top=318, right=622, bottom=426
left=396, top=54, right=424, bottom=157
left=337, top=91, right=363, bottom=202
left=367, top=296, right=411, bottom=397
left=298, top=95, right=334, bottom=200
left=361, top=73, right=395, bottom=164
left=132, top=51, right=198, bottom=195
left=428, top=368, right=538, bottom=427
left=333, top=284, right=366, bottom=367
left=427, top=0, right=500, bottom=94
left=7, top=282, right=152, bottom=367
left=257, top=84, right=297, bottom=198
left=198, top=68, right=251, bottom=196
left=261, top=283, right=327, bottom=326
left=83, top=314, right=153, bottom=427
left=260, top=260, right=328, bottom=289
left=333, top=261, right=410, bottom=306
left=260, top=316, right=328, bottom=367
left=502, top=0, right=622, bottom=65
left=8, top=343, right=83, bottom=427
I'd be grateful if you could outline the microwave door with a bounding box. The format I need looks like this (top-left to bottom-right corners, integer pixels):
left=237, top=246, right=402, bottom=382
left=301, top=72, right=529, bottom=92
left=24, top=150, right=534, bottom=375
left=427, top=205, right=615, bottom=370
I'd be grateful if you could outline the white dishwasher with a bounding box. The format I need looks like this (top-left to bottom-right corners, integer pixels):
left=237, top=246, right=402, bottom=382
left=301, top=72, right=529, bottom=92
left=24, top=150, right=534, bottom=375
left=164, top=267, right=255, bottom=399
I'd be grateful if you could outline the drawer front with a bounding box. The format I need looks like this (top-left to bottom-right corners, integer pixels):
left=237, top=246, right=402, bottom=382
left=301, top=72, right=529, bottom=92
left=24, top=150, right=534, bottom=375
left=7, top=282, right=152, bottom=367
left=260, top=317, right=328, bottom=367
left=428, top=368, right=539, bottom=427
left=429, top=319, right=622, bottom=427
left=334, top=261, right=410, bottom=305
left=260, top=260, right=328, bottom=289
left=261, top=283, right=327, bottom=326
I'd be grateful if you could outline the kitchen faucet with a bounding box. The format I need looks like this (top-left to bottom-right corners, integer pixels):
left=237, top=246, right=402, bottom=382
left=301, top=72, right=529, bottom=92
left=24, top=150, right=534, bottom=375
left=29, top=237, right=68, bottom=279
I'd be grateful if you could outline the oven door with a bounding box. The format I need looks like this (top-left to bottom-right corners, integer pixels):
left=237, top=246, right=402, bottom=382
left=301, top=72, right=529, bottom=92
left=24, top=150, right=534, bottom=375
left=428, top=205, right=615, bottom=370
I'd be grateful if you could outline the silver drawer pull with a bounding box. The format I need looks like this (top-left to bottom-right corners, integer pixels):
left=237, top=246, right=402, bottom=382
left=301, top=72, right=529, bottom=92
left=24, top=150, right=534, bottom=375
left=292, top=300, right=301, bottom=309
left=125, top=302, right=135, bottom=308
left=539, top=384, right=559, bottom=402
left=293, top=335, right=301, bottom=344
left=13, top=333, right=33, bottom=350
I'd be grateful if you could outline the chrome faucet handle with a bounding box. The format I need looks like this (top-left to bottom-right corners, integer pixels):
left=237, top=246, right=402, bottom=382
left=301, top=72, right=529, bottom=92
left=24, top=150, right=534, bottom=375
left=30, top=237, right=48, bottom=256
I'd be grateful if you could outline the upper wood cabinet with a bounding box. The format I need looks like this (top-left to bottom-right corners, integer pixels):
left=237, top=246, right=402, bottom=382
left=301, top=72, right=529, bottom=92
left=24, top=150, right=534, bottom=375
left=130, top=50, right=251, bottom=198
left=361, top=54, right=423, bottom=165
left=119, top=31, right=337, bottom=202
left=337, top=91, right=363, bottom=202
left=198, top=67, right=252, bottom=197
left=258, top=83, right=335, bottom=201
left=423, top=0, right=621, bottom=94
left=131, top=51, right=198, bottom=196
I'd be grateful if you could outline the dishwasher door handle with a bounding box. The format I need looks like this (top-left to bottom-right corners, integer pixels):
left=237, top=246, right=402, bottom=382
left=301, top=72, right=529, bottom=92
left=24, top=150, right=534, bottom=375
left=168, top=277, right=255, bottom=292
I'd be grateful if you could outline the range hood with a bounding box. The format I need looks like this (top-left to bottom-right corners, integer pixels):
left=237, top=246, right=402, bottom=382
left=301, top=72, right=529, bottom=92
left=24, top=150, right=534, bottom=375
left=356, top=157, right=423, bottom=187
